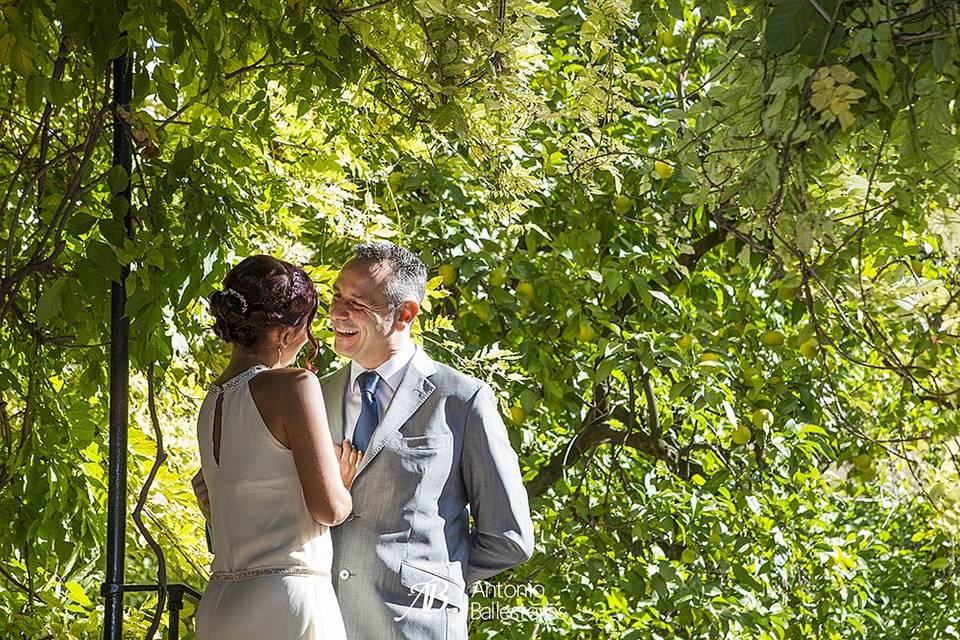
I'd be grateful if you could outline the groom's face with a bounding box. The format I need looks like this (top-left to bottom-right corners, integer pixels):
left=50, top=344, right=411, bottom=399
left=329, top=259, right=398, bottom=367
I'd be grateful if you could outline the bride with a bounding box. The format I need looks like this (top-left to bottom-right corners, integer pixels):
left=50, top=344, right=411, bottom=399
left=193, top=254, right=360, bottom=639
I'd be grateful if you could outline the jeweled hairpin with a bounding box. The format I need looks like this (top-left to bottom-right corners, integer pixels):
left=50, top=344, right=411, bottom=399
left=222, top=288, right=248, bottom=313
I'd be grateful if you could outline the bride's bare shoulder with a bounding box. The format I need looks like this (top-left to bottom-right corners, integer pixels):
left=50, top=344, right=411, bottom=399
left=250, top=367, right=320, bottom=398
left=248, top=369, right=323, bottom=434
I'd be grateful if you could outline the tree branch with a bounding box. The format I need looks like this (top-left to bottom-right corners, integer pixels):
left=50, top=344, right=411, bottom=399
left=528, top=378, right=704, bottom=497
left=131, top=364, right=168, bottom=640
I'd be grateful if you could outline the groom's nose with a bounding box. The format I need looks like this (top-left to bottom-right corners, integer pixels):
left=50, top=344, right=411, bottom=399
left=329, top=299, right=348, bottom=320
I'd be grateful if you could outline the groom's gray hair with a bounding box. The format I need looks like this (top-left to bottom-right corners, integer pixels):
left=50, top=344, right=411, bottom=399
left=352, top=241, right=428, bottom=307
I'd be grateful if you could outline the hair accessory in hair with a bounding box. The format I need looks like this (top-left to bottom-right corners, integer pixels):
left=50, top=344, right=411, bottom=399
left=222, top=288, right=248, bottom=314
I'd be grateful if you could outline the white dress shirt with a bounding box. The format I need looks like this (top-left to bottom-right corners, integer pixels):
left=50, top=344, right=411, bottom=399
left=343, top=341, right=418, bottom=443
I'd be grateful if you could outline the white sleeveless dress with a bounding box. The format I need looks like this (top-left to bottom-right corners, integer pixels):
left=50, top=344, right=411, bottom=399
left=195, top=365, right=347, bottom=639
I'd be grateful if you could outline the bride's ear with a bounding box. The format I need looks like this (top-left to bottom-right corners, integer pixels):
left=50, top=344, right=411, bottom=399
left=277, top=325, right=297, bottom=349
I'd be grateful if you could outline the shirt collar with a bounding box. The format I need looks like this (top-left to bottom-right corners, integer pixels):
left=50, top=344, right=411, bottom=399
left=349, top=341, right=418, bottom=394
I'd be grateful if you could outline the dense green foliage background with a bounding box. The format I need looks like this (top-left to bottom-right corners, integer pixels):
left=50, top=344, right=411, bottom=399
left=1, top=0, right=959, bottom=637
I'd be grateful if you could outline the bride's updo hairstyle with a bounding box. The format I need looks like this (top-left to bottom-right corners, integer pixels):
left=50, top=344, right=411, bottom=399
left=209, top=255, right=320, bottom=371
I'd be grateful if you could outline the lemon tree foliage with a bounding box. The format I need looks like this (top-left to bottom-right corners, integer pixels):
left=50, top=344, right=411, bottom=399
left=1, top=0, right=959, bottom=637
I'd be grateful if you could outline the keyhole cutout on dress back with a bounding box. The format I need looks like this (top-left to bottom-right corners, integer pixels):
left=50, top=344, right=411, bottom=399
left=213, top=392, right=224, bottom=466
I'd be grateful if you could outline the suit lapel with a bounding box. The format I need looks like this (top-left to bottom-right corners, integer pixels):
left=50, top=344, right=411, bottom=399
left=355, top=348, right=437, bottom=477
left=319, top=365, right=349, bottom=444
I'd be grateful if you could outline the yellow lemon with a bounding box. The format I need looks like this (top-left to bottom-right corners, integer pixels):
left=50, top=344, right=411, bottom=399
left=698, top=352, right=723, bottom=366
left=778, top=285, right=798, bottom=300
left=490, top=267, right=509, bottom=287
left=516, top=281, right=535, bottom=301
left=655, top=160, right=675, bottom=179
left=439, top=264, right=457, bottom=285
left=577, top=323, right=596, bottom=341
left=474, top=300, right=492, bottom=321
left=752, top=408, right=773, bottom=429
left=732, top=425, right=752, bottom=445
left=800, top=338, right=820, bottom=359
left=760, top=330, right=784, bottom=347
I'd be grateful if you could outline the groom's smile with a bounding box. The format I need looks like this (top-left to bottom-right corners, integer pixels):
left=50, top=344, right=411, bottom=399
left=333, top=327, right=359, bottom=345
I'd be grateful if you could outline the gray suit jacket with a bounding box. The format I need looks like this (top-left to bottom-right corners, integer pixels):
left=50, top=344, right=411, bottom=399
left=320, top=347, right=534, bottom=640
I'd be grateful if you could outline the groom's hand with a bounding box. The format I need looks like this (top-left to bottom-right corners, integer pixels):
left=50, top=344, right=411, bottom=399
left=192, top=469, right=211, bottom=520
left=334, top=439, right=363, bottom=490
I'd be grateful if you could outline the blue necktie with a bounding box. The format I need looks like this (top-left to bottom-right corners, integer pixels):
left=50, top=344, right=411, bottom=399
left=352, top=371, right=381, bottom=453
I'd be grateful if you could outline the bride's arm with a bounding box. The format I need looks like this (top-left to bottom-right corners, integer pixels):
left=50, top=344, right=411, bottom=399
left=282, top=370, right=354, bottom=526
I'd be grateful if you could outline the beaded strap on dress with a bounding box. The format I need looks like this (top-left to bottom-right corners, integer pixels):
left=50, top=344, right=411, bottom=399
left=210, top=566, right=327, bottom=581
left=208, top=364, right=269, bottom=394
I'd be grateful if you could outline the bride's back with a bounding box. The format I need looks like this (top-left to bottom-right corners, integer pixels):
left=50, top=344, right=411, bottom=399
left=197, top=364, right=332, bottom=576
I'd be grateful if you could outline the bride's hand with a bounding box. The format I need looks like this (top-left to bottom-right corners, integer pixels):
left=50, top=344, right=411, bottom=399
left=334, top=439, right=363, bottom=490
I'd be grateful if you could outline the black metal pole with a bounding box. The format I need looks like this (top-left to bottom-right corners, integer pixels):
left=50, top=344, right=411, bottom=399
left=102, top=50, right=133, bottom=640
left=168, top=587, right=184, bottom=640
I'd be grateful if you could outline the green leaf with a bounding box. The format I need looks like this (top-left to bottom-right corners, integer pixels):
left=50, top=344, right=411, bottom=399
left=107, top=165, right=129, bottom=194
left=595, top=357, right=616, bottom=382
left=765, top=0, right=814, bottom=54
left=66, top=212, right=98, bottom=236
left=65, top=581, right=93, bottom=608
left=86, top=241, right=121, bottom=282
left=110, top=196, right=130, bottom=219
left=36, top=279, right=66, bottom=324
left=932, top=38, right=954, bottom=73
left=649, top=289, right=677, bottom=313
left=155, top=75, right=179, bottom=110
left=0, top=32, right=35, bottom=75
left=26, top=75, right=46, bottom=111
left=99, top=219, right=128, bottom=247
left=171, top=145, right=195, bottom=174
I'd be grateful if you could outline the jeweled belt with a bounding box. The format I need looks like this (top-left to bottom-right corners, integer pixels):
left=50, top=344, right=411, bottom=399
left=210, top=566, right=329, bottom=581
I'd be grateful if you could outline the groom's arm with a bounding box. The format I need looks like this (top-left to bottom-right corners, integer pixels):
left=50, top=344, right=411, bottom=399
left=460, top=383, right=534, bottom=585
left=191, top=469, right=211, bottom=520
left=191, top=470, right=215, bottom=553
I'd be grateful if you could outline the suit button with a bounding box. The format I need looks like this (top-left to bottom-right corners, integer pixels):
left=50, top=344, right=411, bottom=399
left=345, top=513, right=359, bottom=523
left=338, top=569, right=350, bottom=581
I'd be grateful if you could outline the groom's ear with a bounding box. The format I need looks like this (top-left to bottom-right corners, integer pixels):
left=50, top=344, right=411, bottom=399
left=394, top=300, right=420, bottom=330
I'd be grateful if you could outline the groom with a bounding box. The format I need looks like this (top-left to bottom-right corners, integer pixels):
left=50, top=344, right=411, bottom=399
left=323, top=241, right=534, bottom=639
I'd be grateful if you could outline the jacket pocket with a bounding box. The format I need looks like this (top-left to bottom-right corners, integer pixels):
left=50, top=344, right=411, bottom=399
left=398, top=433, right=453, bottom=450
